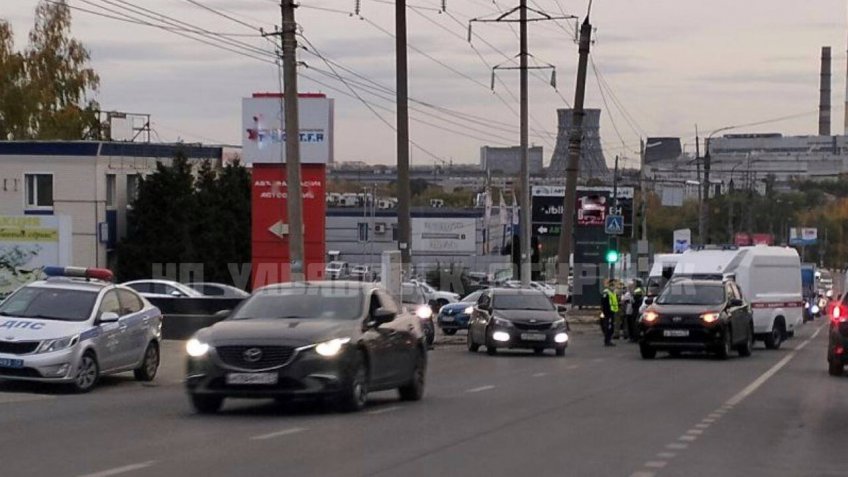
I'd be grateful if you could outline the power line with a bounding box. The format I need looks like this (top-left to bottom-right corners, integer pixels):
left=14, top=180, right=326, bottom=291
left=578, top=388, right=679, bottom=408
left=591, top=57, right=637, bottom=155
left=182, top=0, right=263, bottom=32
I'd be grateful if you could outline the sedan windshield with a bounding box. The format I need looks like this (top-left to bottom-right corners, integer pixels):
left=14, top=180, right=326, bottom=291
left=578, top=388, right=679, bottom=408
left=231, top=285, right=363, bottom=321
left=0, top=287, right=97, bottom=322
left=401, top=284, right=426, bottom=304
left=657, top=283, right=725, bottom=306
left=493, top=292, right=554, bottom=311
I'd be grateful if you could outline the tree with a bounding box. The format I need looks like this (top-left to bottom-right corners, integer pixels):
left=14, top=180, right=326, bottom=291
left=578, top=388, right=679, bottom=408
left=0, top=1, right=100, bottom=140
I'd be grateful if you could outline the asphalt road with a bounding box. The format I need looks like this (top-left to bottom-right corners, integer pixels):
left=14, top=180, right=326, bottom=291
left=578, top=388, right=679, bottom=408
left=0, top=321, right=843, bottom=477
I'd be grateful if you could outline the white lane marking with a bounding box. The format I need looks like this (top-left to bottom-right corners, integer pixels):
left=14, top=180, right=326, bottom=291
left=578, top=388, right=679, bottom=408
left=532, top=372, right=547, bottom=378
left=592, top=358, right=606, bottom=363
left=666, top=443, right=688, bottom=450
left=657, top=452, right=676, bottom=459
left=466, top=385, right=495, bottom=393
left=629, top=472, right=656, bottom=477
left=367, top=406, right=401, bottom=415
left=250, top=427, right=307, bottom=441
left=77, top=461, right=156, bottom=477
left=0, top=393, right=55, bottom=405
left=703, top=417, right=718, bottom=423
left=679, top=435, right=697, bottom=442
left=695, top=423, right=710, bottom=429
left=644, top=461, right=667, bottom=469
left=567, top=364, right=580, bottom=370
left=686, top=429, right=704, bottom=435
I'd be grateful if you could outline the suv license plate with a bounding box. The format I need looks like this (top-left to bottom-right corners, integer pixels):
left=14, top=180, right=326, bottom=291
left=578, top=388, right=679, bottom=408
left=0, top=358, right=23, bottom=368
left=663, top=330, right=689, bottom=337
left=226, top=373, right=278, bottom=385
left=521, top=333, right=546, bottom=341
left=441, top=316, right=455, bottom=322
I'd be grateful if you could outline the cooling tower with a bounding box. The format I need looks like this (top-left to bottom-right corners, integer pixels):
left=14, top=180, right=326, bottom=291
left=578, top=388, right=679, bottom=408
left=548, top=109, right=610, bottom=178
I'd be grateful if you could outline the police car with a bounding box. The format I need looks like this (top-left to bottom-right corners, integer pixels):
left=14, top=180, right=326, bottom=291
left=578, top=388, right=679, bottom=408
left=0, top=267, right=162, bottom=392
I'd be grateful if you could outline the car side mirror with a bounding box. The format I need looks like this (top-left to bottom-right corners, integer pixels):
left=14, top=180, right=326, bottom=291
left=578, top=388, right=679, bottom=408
left=729, top=298, right=744, bottom=308
left=644, top=297, right=654, bottom=305
left=213, top=309, right=231, bottom=319
left=170, top=290, right=184, bottom=297
left=369, top=307, right=396, bottom=327
left=99, top=312, right=119, bottom=324
left=556, top=304, right=569, bottom=316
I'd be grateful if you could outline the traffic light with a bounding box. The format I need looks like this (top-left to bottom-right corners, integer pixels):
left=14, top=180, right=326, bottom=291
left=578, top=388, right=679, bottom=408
left=605, top=238, right=620, bottom=264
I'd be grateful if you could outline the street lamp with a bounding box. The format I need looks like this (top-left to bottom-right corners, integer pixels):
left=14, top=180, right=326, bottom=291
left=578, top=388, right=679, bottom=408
left=700, top=125, right=740, bottom=244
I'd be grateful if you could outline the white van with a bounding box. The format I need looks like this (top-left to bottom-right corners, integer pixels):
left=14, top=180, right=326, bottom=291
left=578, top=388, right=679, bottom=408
left=673, top=245, right=802, bottom=349
left=645, top=254, right=684, bottom=296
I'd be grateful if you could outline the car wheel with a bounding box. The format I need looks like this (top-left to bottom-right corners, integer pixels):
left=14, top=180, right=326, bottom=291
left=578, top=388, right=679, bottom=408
left=425, top=327, right=435, bottom=348
left=737, top=325, right=754, bottom=357
left=764, top=321, right=784, bottom=350
left=555, top=345, right=566, bottom=357
left=640, top=344, right=656, bottom=359
left=467, top=330, right=480, bottom=352
left=533, top=347, right=545, bottom=356
left=828, top=360, right=843, bottom=377
left=485, top=331, right=498, bottom=355
left=190, top=394, right=224, bottom=414
left=398, top=351, right=426, bottom=401
left=339, top=352, right=368, bottom=412
left=134, top=342, right=160, bottom=381
left=70, top=351, right=99, bottom=393
left=716, top=329, right=732, bottom=360
left=444, top=329, right=457, bottom=336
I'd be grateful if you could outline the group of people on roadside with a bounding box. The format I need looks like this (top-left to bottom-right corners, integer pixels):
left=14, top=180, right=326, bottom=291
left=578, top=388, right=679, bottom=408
left=600, top=278, right=645, bottom=347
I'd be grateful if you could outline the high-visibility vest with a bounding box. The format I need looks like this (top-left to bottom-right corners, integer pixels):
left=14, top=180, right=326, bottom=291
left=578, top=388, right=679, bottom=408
left=604, top=288, right=619, bottom=313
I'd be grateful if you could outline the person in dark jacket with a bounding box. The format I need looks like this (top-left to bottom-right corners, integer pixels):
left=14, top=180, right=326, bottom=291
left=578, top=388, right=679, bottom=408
left=628, top=279, right=644, bottom=343
left=600, top=279, right=618, bottom=347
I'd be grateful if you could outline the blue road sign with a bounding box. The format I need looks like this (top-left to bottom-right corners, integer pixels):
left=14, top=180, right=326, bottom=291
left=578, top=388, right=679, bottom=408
left=605, top=215, right=624, bottom=235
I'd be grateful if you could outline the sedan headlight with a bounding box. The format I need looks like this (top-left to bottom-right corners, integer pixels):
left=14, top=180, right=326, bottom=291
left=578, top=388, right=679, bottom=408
left=493, top=317, right=513, bottom=327
left=36, top=335, right=79, bottom=354
left=315, top=337, right=352, bottom=357
left=416, top=306, right=433, bottom=320
left=186, top=338, right=211, bottom=357
left=642, top=311, right=659, bottom=324
left=701, top=312, right=720, bottom=324
left=464, top=306, right=474, bottom=315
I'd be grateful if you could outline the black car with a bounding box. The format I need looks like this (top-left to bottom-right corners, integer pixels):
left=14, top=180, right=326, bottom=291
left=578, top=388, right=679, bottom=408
left=827, top=294, right=848, bottom=376
left=185, top=281, right=427, bottom=413
left=467, top=288, right=569, bottom=356
left=639, top=279, right=754, bottom=359
left=402, top=282, right=437, bottom=348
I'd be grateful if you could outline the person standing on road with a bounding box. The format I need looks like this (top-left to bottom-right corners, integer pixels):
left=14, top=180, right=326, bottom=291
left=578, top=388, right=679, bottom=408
left=601, top=279, right=618, bottom=347
left=620, top=285, right=633, bottom=340
left=628, top=279, right=644, bottom=343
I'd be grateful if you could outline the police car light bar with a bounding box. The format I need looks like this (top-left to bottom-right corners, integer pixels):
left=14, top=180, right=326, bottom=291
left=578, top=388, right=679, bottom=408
left=43, top=266, right=114, bottom=281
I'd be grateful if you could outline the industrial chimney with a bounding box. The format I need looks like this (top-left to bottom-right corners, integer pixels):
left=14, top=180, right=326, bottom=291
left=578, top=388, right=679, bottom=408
left=820, top=46, right=831, bottom=136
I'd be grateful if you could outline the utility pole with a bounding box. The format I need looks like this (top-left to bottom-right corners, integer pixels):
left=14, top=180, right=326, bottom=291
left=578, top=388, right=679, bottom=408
left=639, top=138, right=647, bottom=241
left=555, top=15, right=593, bottom=303
left=396, top=0, right=412, bottom=270
left=695, top=126, right=703, bottom=243
left=470, top=3, right=574, bottom=288
left=701, top=138, right=711, bottom=244
left=611, top=155, right=619, bottom=280
left=265, top=0, right=305, bottom=281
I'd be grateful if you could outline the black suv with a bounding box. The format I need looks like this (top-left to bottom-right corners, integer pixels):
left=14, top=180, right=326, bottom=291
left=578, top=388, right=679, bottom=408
left=639, top=278, right=755, bottom=359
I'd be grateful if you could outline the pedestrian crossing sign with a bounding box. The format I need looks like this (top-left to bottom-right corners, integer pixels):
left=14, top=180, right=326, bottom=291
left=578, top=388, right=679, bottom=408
left=605, top=215, right=624, bottom=235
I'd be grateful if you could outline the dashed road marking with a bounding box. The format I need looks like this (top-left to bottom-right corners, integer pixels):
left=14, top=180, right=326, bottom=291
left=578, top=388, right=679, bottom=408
left=666, top=443, right=688, bottom=450
left=629, top=471, right=656, bottom=477
left=77, top=461, right=157, bottom=477
left=567, top=364, right=580, bottom=370
left=466, top=385, right=495, bottom=393
left=0, top=393, right=55, bottom=405
left=368, top=406, right=401, bottom=415
left=644, top=461, right=667, bottom=469
left=656, top=452, right=676, bottom=459
left=532, top=372, right=547, bottom=378
left=250, top=427, right=307, bottom=441
left=686, top=429, right=704, bottom=435
left=695, top=423, right=710, bottom=429
left=679, top=435, right=697, bottom=442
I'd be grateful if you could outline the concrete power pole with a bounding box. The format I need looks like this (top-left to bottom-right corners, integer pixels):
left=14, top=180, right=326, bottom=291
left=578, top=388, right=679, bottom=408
left=701, top=139, right=711, bottom=245
left=396, top=0, right=412, bottom=269
left=518, top=0, right=531, bottom=287
left=554, top=16, right=593, bottom=303
left=281, top=0, right=304, bottom=281
left=639, top=138, right=647, bottom=241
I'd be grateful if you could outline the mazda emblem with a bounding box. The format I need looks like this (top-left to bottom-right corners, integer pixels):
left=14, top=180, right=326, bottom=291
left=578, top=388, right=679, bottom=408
left=243, top=347, right=263, bottom=363
left=672, top=316, right=682, bottom=323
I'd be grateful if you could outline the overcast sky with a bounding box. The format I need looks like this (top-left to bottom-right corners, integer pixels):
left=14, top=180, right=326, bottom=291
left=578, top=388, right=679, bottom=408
left=4, top=0, right=848, bottom=166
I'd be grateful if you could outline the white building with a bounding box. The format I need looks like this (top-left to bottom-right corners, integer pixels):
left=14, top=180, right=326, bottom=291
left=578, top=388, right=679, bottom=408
left=0, top=141, right=223, bottom=270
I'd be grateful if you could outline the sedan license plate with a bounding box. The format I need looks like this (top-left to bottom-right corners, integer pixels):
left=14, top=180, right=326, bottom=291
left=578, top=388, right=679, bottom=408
left=226, top=373, right=278, bottom=385
left=521, top=333, right=547, bottom=342
left=441, top=316, right=455, bottom=322
left=663, top=329, right=690, bottom=338
left=0, top=358, right=23, bottom=368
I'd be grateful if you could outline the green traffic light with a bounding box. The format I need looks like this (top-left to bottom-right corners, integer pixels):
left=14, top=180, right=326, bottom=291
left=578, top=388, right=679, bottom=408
left=605, top=249, right=619, bottom=263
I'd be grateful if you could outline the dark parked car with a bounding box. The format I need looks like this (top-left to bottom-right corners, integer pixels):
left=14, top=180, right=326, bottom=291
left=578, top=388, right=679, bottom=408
left=827, top=293, right=848, bottom=376
left=467, top=288, right=569, bottom=356
left=437, top=289, right=486, bottom=335
left=402, top=282, right=436, bottom=348
left=639, top=278, right=754, bottom=359
left=185, top=281, right=427, bottom=413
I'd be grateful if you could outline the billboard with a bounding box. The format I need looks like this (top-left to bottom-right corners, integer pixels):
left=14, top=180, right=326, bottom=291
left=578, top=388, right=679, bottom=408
left=412, top=218, right=476, bottom=254
left=0, top=216, right=72, bottom=297
left=531, top=186, right=635, bottom=236
left=673, top=229, right=692, bottom=253
left=789, top=228, right=817, bottom=246
left=242, top=93, right=334, bottom=165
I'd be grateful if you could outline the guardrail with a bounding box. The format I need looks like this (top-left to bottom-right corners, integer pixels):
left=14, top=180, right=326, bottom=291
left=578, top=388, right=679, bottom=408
left=146, top=297, right=244, bottom=340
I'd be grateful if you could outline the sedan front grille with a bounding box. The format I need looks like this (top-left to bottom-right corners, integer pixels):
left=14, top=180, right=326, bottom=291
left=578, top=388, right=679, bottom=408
left=512, top=321, right=553, bottom=331
left=0, top=341, right=40, bottom=355
left=216, top=346, right=296, bottom=370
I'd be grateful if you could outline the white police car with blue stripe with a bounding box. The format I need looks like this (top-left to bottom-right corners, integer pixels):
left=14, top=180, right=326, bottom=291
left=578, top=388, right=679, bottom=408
left=0, top=267, right=162, bottom=392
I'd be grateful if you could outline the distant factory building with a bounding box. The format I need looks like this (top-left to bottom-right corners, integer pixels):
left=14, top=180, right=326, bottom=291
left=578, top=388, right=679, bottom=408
left=480, top=146, right=544, bottom=176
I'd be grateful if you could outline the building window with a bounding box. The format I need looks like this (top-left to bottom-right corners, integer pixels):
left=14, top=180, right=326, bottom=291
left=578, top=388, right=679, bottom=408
left=126, top=174, right=140, bottom=205
left=24, top=174, right=53, bottom=209
left=106, top=174, right=116, bottom=208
